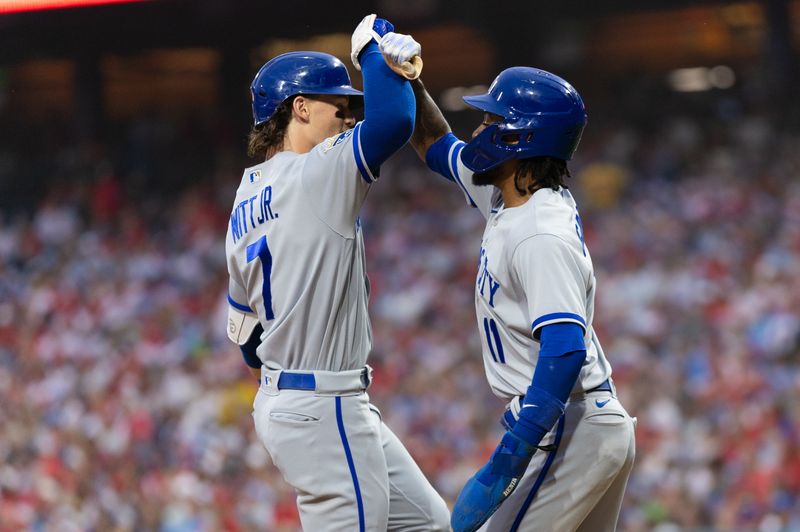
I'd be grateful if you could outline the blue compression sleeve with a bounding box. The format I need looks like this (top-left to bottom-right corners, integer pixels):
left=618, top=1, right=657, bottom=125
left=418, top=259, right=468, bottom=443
left=511, top=323, right=586, bottom=446
left=239, top=322, right=264, bottom=369
left=532, top=323, right=587, bottom=404
left=359, top=41, right=415, bottom=174
left=425, top=132, right=459, bottom=182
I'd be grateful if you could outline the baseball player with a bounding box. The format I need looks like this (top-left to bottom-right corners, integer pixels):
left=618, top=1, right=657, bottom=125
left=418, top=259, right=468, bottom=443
left=390, top=57, right=637, bottom=531
left=224, top=16, right=449, bottom=532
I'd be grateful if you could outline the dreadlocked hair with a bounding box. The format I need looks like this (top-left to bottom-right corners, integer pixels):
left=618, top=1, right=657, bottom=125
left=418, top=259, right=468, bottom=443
left=514, top=156, right=571, bottom=195
left=247, top=96, right=297, bottom=159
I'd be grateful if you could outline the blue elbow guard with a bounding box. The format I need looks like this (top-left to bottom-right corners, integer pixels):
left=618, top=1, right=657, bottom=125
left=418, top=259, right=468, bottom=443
left=534, top=323, right=586, bottom=403
left=512, top=386, right=565, bottom=447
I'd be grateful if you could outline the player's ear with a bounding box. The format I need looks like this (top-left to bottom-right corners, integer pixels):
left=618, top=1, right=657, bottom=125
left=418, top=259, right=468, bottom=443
left=292, top=96, right=311, bottom=123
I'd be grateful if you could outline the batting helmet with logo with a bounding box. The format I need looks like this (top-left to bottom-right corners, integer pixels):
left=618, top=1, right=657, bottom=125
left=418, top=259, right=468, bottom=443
left=250, top=51, right=364, bottom=126
left=461, top=67, right=588, bottom=173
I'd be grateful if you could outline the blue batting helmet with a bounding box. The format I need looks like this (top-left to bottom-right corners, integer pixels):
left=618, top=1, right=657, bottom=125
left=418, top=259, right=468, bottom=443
left=250, top=51, right=363, bottom=126
left=460, top=67, right=588, bottom=173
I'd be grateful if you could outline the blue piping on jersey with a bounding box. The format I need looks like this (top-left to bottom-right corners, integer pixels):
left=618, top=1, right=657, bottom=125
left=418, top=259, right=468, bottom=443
left=509, top=414, right=566, bottom=532
left=425, top=134, right=479, bottom=208
left=450, top=142, right=478, bottom=208
left=352, top=122, right=374, bottom=184
left=227, top=294, right=253, bottom=313
left=336, top=396, right=365, bottom=532
left=531, top=312, right=586, bottom=340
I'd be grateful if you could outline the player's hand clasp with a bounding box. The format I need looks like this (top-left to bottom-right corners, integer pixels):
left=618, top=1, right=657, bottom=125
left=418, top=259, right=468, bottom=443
left=351, top=14, right=395, bottom=70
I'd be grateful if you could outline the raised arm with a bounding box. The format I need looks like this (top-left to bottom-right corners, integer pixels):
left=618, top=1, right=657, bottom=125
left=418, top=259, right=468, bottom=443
left=408, top=78, right=495, bottom=215
left=410, top=79, right=452, bottom=162
left=351, top=15, right=416, bottom=174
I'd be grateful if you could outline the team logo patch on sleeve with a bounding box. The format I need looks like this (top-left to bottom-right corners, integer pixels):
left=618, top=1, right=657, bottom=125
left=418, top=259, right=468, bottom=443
left=323, top=129, right=353, bottom=152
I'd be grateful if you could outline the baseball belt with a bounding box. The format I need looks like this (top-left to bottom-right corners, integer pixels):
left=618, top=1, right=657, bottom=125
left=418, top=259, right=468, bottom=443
left=261, top=365, right=373, bottom=394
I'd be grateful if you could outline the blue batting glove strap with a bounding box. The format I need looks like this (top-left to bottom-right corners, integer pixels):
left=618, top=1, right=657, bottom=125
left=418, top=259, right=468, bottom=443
left=501, top=408, right=516, bottom=431
left=373, top=18, right=394, bottom=38
left=451, top=431, right=537, bottom=532
left=512, top=385, right=565, bottom=446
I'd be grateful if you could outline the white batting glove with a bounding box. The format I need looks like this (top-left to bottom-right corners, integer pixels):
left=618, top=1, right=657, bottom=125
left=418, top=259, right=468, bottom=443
left=379, top=32, right=422, bottom=67
left=351, top=14, right=386, bottom=71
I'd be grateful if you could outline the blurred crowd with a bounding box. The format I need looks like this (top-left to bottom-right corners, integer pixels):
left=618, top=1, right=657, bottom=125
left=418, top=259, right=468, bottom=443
left=1, top=82, right=799, bottom=532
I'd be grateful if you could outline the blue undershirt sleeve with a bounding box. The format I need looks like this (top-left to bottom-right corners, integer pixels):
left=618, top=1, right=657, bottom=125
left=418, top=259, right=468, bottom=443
left=239, top=322, right=264, bottom=369
left=510, top=322, right=587, bottom=446
left=425, top=132, right=459, bottom=182
left=358, top=42, right=415, bottom=175
left=532, top=322, right=587, bottom=404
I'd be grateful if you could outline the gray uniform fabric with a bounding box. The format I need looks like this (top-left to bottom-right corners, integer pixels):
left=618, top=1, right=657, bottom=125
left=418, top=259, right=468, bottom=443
left=225, top=124, right=449, bottom=531
left=482, top=388, right=636, bottom=531
left=226, top=125, right=373, bottom=371
left=445, top=138, right=636, bottom=531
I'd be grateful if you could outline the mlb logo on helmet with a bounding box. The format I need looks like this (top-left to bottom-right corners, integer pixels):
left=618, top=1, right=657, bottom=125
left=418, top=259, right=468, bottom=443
left=249, top=170, right=262, bottom=183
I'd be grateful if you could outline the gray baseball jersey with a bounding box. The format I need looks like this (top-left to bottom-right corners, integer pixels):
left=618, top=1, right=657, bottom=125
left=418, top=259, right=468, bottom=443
left=442, top=140, right=612, bottom=401
left=226, top=124, right=373, bottom=371
left=226, top=124, right=450, bottom=531
left=438, top=139, right=635, bottom=532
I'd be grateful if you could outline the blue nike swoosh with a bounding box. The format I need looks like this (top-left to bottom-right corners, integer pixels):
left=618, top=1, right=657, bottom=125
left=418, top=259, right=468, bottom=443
left=595, top=399, right=611, bottom=408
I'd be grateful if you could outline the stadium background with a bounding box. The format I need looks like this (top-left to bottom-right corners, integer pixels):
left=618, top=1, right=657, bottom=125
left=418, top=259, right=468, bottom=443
left=1, top=0, right=799, bottom=530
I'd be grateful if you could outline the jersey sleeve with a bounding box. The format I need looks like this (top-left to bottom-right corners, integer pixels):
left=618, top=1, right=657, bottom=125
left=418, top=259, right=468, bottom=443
left=227, top=277, right=259, bottom=346
left=513, top=234, right=588, bottom=341
left=425, top=133, right=495, bottom=219
left=301, top=122, right=373, bottom=237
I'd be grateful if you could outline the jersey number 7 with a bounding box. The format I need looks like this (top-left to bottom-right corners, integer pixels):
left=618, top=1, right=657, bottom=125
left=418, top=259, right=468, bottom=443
left=246, top=235, right=275, bottom=320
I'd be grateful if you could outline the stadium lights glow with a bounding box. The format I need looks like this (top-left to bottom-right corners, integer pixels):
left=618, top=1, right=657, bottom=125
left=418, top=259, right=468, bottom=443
left=0, top=0, right=146, bottom=14
left=667, top=65, right=735, bottom=92
left=440, top=85, right=489, bottom=112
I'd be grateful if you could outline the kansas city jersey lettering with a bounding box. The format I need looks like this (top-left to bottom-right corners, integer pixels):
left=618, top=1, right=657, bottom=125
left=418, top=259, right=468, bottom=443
left=230, top=185, right=279, bottom=243
left=476, top=247, right=501, bottom=307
